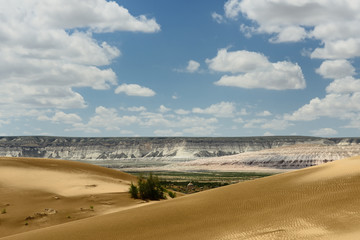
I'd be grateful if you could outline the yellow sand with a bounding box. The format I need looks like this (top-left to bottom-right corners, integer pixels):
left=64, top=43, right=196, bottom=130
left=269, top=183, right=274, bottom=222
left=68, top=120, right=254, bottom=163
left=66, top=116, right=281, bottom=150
left=0, top=157, right=142, bottom=238
left=2, top=156, right=360, bottom=240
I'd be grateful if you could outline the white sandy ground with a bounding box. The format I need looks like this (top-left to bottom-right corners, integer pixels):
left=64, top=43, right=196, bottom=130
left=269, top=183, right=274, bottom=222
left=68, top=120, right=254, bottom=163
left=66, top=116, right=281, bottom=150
left=2, top=156, right=360, bottom=240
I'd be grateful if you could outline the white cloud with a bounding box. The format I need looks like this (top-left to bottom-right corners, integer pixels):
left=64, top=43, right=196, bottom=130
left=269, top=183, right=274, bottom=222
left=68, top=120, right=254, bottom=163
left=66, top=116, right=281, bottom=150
left=85, top=106, right=139, bottom=131
left=227, top=0, right=360, bottom=58
left=208, top=49, right=305, bottom=90
left=207, top=48, right=269, bottom=73
left=286, top=93, right=360, bottom=122
left=272, top=26, right=307, bottom=43
left=175, top=109, right=190, bottom=115
left=159, top=105, right=171, bottom=113
left=115, top=84, right=156, bottom=97
left=224, top=0, right=242, bottom=19
left=39, top=111, right=82, bottom=124
left=127, top=106, right=147, bottom=112
left=186, top=60, right=201, bottom=73
left=0, top=0, right=159, bottom=112
left=316, top=60, right=355, bottom=79
left=211, top=12, right=225, bottom=24
left=326, top=77, right=360, bottom=94
left=311, top=128, right=338, bottom=137
left=192, top=102, right=235, bottom=118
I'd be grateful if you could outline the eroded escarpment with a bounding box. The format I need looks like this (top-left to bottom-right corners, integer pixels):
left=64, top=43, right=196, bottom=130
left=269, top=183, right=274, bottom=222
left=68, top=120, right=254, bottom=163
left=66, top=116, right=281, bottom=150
left=0, top=136, right=328, bottom=160
left=175, top=143, right=360, bottom=171
left=0, top=136, right=360, bottom=170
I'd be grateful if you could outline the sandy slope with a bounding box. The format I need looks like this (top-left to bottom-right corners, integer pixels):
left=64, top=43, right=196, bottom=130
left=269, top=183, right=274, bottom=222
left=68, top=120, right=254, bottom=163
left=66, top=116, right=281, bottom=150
left=3, top=156, right=360, bottom=240
left=0, top=157, right=142, bottom=238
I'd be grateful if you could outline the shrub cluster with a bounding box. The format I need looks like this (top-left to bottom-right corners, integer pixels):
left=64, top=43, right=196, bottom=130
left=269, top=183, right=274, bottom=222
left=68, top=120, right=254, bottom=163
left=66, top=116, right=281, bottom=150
left=129, top=173, right=166, bottom=200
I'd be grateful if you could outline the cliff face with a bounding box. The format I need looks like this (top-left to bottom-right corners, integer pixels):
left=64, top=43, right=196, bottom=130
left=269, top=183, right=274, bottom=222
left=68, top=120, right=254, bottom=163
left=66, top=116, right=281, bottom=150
left=175, top=143, right=360, bottom=171
left=1, top=136, right=360, bottom=171
left=0, top=136, right=333, bottom=160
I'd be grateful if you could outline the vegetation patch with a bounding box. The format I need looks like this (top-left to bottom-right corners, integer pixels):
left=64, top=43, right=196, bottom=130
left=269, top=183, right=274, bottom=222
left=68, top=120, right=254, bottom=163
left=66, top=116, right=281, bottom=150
left=127, top=171, right=274, bottom=194
left=129, top=173, right=166, bottom=200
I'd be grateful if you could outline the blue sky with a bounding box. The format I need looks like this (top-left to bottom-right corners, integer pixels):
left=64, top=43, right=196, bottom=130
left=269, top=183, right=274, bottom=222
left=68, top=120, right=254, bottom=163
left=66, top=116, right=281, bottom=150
left=1, top=0, right=360, bottom=137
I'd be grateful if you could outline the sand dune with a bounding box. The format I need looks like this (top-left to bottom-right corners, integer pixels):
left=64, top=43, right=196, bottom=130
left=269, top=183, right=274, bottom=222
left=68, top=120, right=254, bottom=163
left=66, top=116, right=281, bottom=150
left=0, top=157, right=142, bottom=238
left=2, top=156, right=360, bottom=239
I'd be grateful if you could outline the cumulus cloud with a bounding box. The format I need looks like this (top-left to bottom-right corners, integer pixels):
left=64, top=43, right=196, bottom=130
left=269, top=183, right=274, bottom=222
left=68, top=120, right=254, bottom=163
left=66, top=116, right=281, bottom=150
left=207, top=48, right=305, bottom=90
left=225, top=0, right=360, bottom=59
left=115, top=84, right=156, bottom=97
left=186, top=60, right=201, bottom=73
left=224, top=0, right=242, bottom=19
left=39, top=111, right=82, bottom=124
left=285, top=93, right=360, bottom=122
left=192, top=102, right=236, bottom=118
left=159, top=105, right=171, bottom=113
left=61, top=103, right=221, bottom=136
left=286, top=60, right=360, bottom=125
left=316, top=60, right=356, bottom=79
left=71, top=106, right=139, bottom=132
left=326, top=77, right=360, bottom=94
left=0, top=0, right=160, bottom=112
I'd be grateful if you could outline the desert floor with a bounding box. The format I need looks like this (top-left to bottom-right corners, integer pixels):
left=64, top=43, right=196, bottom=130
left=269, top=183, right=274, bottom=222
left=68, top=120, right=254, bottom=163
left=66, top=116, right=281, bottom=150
left=0, top=157, right=145, bottom=238
left=1, top=156, right=360, bottom=239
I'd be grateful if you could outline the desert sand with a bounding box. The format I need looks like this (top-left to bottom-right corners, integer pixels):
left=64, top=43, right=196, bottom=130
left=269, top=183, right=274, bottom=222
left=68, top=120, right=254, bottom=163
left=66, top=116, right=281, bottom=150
left=2, top=156, right=360, bottom=239
left=0, top=157, right=142, bottom=238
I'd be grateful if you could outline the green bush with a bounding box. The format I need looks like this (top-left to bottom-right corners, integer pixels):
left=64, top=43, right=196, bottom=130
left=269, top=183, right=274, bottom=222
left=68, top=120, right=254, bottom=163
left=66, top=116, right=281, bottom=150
left=168, top=190, right=176, bottom=198
left=129, top=182, right=139, bottom=199
left=129, top=173, right=165, bottom=200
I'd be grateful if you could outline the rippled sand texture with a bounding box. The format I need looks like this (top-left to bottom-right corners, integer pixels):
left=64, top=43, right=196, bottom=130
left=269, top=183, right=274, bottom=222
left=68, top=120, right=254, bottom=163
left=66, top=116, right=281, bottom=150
left=0, top=157, right=140, bottom=238
left=3, top=156, right=360, bottom=240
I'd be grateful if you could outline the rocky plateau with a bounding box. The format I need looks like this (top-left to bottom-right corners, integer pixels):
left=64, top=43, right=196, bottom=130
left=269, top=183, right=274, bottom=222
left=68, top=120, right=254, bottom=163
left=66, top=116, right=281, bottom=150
left=1, top=136, right=360, bottom=171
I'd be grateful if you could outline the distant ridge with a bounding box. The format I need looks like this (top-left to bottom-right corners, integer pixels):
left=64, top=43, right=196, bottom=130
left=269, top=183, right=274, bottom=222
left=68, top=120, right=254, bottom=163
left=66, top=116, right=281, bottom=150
left=0, top=135, right=335, bottom=159
left=1, top=136, right=360, bottom=171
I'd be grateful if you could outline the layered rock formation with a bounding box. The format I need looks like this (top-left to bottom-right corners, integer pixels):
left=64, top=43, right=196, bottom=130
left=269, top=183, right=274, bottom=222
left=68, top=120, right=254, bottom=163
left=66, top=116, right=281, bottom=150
left=0, top=136, right=327, bottom=160
left=1, top=136, right=360, bottom=171
left=172, top=143, right=360, bottom=171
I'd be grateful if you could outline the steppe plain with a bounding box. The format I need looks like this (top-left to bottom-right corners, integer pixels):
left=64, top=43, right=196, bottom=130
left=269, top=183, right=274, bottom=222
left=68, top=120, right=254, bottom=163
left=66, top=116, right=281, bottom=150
left=1, top=153, right=360, bottom=239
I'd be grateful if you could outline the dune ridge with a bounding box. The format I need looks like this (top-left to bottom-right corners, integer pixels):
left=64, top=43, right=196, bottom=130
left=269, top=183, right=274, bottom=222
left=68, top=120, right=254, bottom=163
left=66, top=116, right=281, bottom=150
left=2, top=156, right=360, bottom=239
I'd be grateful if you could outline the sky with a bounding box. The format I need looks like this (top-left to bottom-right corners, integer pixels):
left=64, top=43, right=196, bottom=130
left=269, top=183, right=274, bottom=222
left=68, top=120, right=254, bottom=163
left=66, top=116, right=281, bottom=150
left=1, top=0, right=360, bottom=137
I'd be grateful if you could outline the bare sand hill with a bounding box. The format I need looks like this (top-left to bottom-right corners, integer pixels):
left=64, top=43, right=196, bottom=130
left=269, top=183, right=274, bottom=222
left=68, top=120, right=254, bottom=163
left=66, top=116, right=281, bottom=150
left=3, top=156, right=360, bottom=240
left=0, top=157, right=142, bottom=238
